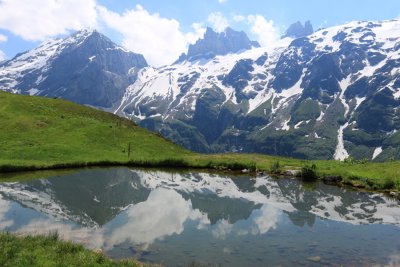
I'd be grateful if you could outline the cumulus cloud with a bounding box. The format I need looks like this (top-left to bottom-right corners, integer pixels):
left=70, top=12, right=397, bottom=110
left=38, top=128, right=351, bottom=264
left=99, top=5, right=198, bottom=66
left=0, top=0, right=98, bottom=41
left=0, top=34, right=6, bottom=61
left=0, top=1, right=281, bottom=65
left=207, top=12, right=229, bottom=32
left=0, top=197, right=13, bottom=229
left=0, top=1, right=207, bottom=66
left=250, top=205, right=280, bottom=235
left=212, top=219, right=233, bottom=239
left=0, top=50, right=5, bottom=61
left=185, top=23, right=207, bottom=45
left=108, top=188, right=209, bottom=249
left=232, top=14, right=246, bottom=22
left=247, top=15, right=280, bottom=47
left=0, top=34, right=7, bottom=43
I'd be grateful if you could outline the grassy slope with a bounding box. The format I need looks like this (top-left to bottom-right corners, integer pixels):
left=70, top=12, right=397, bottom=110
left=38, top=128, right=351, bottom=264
left=0, top=91, right=399, bottom=191
left=0, top=91, right=191, bottom=168
left=0, top=232, right=149, bottom=267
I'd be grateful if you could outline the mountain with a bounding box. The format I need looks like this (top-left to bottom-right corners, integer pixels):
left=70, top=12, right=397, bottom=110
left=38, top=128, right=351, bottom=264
left=282, top=21, right=314, bottom=39
left=176, top=27, right=260, bottom=63
left=1, top=21, right=400, bottom=161
left=0, top=29, right=147, bottom=109
left=115, top=19, right=400, bottom=161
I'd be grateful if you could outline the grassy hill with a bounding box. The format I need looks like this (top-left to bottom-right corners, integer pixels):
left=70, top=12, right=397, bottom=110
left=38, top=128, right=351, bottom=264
left=0, top=91, right=398, bottom=192
left=0, top=91, right=192, bottom=170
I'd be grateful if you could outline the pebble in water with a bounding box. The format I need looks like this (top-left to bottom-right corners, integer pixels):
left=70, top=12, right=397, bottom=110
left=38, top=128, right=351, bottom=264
left=307, top=256, right=321, bottom=262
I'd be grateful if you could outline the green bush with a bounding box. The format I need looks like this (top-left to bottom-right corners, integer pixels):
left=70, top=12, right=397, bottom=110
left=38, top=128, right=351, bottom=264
left=269, top=161, right=282, bottom=174
left=301, top=164, right=318, bottom=182
left=382, top=178, right=395, bottom=190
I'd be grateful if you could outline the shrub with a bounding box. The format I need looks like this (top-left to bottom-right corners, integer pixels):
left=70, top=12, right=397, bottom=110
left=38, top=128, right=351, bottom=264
left=301, top=164, right=318, bottom=182
left=382, top=178, right=395, bottom=190
left=269, top=161, right=282, bottom=174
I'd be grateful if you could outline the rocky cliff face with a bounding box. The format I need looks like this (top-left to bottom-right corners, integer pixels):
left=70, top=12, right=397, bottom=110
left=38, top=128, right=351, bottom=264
left=282, top=21, right=314, bottom=39
left=176, top=27, right=260, bottom=63
left=0, top=29, right=147, bottom=108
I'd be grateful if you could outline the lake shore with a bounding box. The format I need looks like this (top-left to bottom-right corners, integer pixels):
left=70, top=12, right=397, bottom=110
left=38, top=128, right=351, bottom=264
left=1, top=154, right=399, bottom=198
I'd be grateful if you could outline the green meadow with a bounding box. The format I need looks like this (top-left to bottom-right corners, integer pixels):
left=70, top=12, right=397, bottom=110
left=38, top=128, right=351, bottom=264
left=0, top=91, right=399, bottom=192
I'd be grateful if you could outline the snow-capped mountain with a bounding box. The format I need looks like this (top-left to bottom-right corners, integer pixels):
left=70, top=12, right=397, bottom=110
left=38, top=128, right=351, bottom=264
left=115, top=20, right=400, bottom=160
left=0, top=29, right=147, bottom=108
left=1, top=21, right=400, bottom=160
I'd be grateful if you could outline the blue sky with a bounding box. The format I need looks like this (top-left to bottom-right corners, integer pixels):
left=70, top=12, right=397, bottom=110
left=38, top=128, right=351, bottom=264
left=0, top=0, right=400, bottom=66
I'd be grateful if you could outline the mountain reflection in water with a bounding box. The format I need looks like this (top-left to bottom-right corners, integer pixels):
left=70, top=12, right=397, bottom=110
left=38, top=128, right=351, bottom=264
left=0, top=167, right=399, bottom=266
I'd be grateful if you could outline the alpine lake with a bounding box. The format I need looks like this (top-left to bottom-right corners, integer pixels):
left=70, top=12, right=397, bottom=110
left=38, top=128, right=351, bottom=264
left=0, top=167, right=399, bottom=266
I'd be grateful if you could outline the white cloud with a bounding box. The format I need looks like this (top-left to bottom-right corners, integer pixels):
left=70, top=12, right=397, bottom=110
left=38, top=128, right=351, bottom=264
left=247, top=15, right=280, bottom=47
left=250, top=205, right=279, bottom=235
left=0, top=197, right=13, bottom=229
left=185, top=23, right=206, bottom=44
left=0, top=50, right=5, bottom=61
left=0, top=34, right=7, bottom=43
left=218, top=0, right=228, bottom=3
left=0, top=0, right=98, bottom=41
left=0, top=0, right=207, bottom=66
left=108, top=188, right=209, bottom=249
left=207, top=12, right=229, bottom=32
left=0, top=34, right=6, bottom=60
left=99, top=5, right=194, bottom=66
left=212, top=219, right=233, bottom=239
left=1, top=1, right=281, bottom=66
left=232, top=14, right=246, bottom=22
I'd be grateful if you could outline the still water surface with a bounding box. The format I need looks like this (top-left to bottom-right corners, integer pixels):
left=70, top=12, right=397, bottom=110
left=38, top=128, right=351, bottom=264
left=0, top=167, right=399, bottom=266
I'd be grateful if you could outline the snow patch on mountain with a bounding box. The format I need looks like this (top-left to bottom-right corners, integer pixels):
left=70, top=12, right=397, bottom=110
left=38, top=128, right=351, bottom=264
left=334, top=122, right=350, bottom=161
left=27, top=89, right=39, bottom=96
left=339, top=76, right=352, bottom=117
left=0, top=38, right=61, bottom=92
left=372, top=147, right=383, bottom=160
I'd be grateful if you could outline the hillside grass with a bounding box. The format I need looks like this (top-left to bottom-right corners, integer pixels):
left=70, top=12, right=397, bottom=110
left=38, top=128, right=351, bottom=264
left=0, top=91, right=399, bottom=192
left=0, top=91, right=191, bottom=170
left=185, top=154, right=400, bottom=191
left=0, top=232, right=150, bottom=267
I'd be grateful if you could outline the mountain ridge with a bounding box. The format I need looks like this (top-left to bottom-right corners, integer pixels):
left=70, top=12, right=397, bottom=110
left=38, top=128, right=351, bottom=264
left=176, top=27, right=260, bottom=63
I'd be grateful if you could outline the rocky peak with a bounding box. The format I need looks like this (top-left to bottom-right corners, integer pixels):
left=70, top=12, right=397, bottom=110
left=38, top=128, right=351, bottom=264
left=283, top=21, right=314, bottom=39
left=62, top=29, right=148, bottom=71
left=176, top=27, right=260, bottom=63
left=0, top=28, right=148, bottom=109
